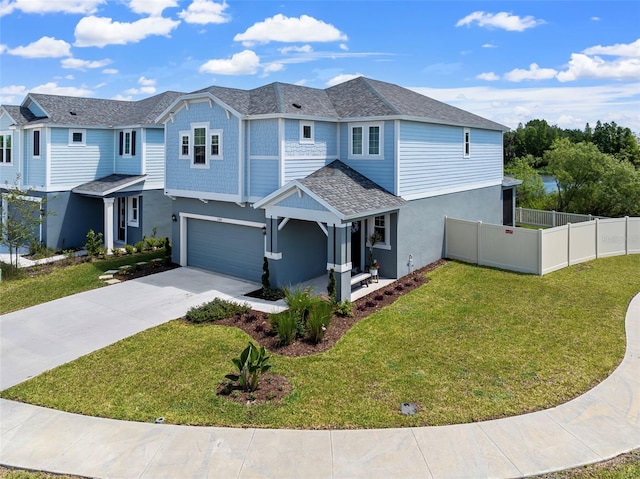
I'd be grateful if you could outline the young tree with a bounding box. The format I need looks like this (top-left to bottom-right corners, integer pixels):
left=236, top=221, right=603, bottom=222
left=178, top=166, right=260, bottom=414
left=0, top=177, right=50, bottom=267
left=504, top=155, right=548, bottom=209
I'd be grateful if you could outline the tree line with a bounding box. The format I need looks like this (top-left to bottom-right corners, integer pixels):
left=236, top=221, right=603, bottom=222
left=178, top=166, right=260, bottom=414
left=503, top=119, right=640, bottom=217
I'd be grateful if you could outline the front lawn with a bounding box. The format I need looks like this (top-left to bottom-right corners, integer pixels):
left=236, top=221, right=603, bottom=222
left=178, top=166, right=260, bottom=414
left=1, top=255, right=638, bottom=429
left=0, top=250, right=167, bottom=314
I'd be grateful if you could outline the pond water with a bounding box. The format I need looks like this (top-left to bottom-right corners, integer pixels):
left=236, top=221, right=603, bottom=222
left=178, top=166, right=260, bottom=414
left=541, top=175, right=558, bottom=194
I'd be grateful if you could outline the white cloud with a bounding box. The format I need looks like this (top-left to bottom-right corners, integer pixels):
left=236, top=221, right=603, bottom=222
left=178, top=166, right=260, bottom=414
left=504, top=63, right=557, bottom=82
left=557, top=53, right=640, bottom=82
left=112, top=94, right=133, bottom=101
left=410, top=83, right=640, bottom=130
left=0, top=44, right=7, bottom=54
left=339, top=43, right=348, bottom=51
left=326, top=73, right=362, bottom=87
left=178, top=0, right=229, bottom=25
left=30, top=82, right=93, bottom=97
left=7, top=36, right=71, bottom=58
left=199, top=50, right=260, bottom=75
left=128, top=0, right=177, bottom=16
left=482, top=43, right=497, bottom=48
left=583, top=39, right=640, bottom=57
left=74, top=15, right=180, bottom=47
left=456, top=11, right=544, bottom=32
left=1, top=0, right=104, bottom=15
left=102, top=68, right=118, bottom=74
left=477, top=72, right=500, bottom=81
left=0, top=84, right=28, bottom=103
left=124, top=76, right=157, bottom=95
left=234, top=14, right=348, bottom=46
left=261, top=62, right=284, bottom=76
left=61, top=57, right=112, bottom=70
left=278, top=45, right=313, bottom=54
left=591, top=16, right=600, bottom=21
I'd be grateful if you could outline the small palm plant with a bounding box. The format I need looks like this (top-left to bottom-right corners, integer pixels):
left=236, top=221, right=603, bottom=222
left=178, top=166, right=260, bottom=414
left=225, top=342, right=271, bottom=392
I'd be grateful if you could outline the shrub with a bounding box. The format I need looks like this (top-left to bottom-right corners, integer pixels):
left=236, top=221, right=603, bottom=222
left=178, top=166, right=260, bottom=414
left=334, top=300, right=354, bottom=317
left=164, top=237, right=172, bottom=265
left=85, top=229, right=104, bottom=257
left=0, top=261, right=25, bottom=281
left=261, top=256, right=270, bottom=292
left=283, top=286, right=314, bottom=324
left=306, top=299, right=333, bottom=343
left=185, top=298, right=251, bottom=323
left=134, top=240, right=145, bottom=253
left=270, top=310, right=298, bottom=346
left=124, top=244, right=135, bottom=255
left=144, top=236, right=157, bottom=250
left=225, top=341, right=272, bottom=392
left=327, top=268, right=336, bottom=301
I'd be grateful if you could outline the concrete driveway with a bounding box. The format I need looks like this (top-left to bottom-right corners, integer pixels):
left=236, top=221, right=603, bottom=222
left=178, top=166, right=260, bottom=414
left=0, top=267, right=285, bottom=390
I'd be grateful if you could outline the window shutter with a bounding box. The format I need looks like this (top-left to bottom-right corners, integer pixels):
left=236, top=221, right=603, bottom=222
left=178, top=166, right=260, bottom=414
left=119, top=131, right=124, bottom=155
left=131, top=130, right=136, bottom=156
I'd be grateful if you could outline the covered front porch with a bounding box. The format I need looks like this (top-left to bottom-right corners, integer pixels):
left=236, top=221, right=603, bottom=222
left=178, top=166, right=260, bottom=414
left=296, top=273, right=397, bottom=302
left=253, top=161, right=406, bottom=303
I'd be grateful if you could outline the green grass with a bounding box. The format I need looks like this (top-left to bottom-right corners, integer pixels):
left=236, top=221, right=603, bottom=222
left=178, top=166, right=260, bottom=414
left=0, top=250, right=166, bottom=314
left=2, top=255, right=638, bottom=429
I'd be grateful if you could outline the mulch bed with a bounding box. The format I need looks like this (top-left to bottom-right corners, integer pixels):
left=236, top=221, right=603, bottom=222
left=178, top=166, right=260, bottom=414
left=211, top=259, right=445, bottom=405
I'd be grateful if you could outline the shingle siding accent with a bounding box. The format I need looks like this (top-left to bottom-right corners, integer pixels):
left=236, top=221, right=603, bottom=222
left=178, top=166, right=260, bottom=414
left=249, top=159, right=279, bottom=198
left=249, top=119, right=279, bottom=157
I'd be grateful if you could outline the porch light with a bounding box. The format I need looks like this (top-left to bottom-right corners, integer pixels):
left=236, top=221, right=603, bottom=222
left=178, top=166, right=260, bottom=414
left=171, top=214, right=177, bottom=222
left=262, top=226, right=267, bottom=236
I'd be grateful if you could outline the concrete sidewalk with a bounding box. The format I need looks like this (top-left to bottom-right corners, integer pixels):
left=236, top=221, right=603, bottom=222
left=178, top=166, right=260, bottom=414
left=0, top=270, right=638, bottom=478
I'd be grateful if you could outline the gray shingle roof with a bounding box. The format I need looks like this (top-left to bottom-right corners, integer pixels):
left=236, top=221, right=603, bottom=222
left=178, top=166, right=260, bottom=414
left=192, top=77, right=507, bottom=130
left=72, top=174, right=147, bottom=196
left=1, top=105, right=42, bottom=126
left=6, top=91, right=183, bottom=128
left=298, top=160, right=406, bottom=219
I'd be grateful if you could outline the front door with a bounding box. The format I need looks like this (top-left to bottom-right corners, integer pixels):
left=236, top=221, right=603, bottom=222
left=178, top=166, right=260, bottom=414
left=117, top=197, right=126, bottom=242
left=503, top=188, right=514, bottom=226
left=351, top=221, right=362, bottom=271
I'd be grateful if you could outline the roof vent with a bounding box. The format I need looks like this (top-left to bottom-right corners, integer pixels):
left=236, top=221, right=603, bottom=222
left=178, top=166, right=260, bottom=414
left=69, top=111, right=77, bottom=115
left=292, top=103, right=302, bottom=109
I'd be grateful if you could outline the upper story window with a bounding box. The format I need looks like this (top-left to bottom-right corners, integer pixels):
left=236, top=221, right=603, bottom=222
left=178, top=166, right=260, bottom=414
left=33, top=129, right=41, bottom=158
left=179, top=123, right=222, bottom=168
left=119, top=130, right=136, bottom=157
left=210, top=130, right=223, bottom=159
left=349, top=123, right=383, bottom=159
left=464, top=128, right=471, bottom=158
left=193, top=127, right=206, bottom=165
left=300, top=121, right=314, bottom=144
left=0, top=132, right=11, bottom=164
left=69, top=129, right=86, bottom=146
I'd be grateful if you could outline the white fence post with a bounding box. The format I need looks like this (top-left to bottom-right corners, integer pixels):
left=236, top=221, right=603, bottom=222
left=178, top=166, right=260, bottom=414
left=477, top=221, right=482, bottom=267
left=538, top=228, right=543, bottom=275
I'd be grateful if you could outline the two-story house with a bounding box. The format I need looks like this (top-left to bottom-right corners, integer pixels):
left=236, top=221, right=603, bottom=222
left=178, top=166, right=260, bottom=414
left=0, top=91, right=182, bottom=252
left=159, top=77, right=513, bottom=301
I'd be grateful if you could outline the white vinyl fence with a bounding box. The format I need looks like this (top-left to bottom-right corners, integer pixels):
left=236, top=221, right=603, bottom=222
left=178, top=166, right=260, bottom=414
left=515, top=207, right=603, bottom=227
left=445, top=216, right=640, bottom=275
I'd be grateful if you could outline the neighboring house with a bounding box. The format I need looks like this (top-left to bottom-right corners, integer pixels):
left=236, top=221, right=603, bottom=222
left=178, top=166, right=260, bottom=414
left=0, top=91, right=183, bottom=252
left=159, top=76, right=515, bottom=301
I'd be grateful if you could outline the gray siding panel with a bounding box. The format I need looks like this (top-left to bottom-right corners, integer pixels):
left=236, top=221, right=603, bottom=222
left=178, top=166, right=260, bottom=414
left=395, top=185, right=503, bottom=276
left=273, top=219, right=327, bottom=285
left=44, top=191, right=103, bottom=249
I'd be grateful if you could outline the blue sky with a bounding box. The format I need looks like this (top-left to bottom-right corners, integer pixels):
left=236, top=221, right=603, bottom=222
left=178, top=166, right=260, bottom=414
left=1, top=0, right=638, bottom=131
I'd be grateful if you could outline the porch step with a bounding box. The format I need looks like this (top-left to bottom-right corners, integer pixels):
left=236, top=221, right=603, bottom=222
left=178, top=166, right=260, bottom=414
left=98, top=274, right=114, bottom=280
left=104, top=279, right=121, bottom=285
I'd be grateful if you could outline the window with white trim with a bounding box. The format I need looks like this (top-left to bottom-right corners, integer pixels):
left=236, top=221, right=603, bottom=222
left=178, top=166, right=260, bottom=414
left=463, top=128, right=470, bottom=158
left=367, top=214, right=390, bottom=248
left=210, top=129, right=223, bottom=159
left=300, top=121, right=314, bottom=144
left=0, top=132, right=12, bottom=163
left=179, top=131, right=190, bottom=159
left=127, top=196, right=139, bottom=227
left=349, top=122, right=383, bottom=159
left=193, top=127, right=206, bottom=165
left=119, top=130, right=136, bottom=157
left=33, top=129, right=41, bottom=158
left=69, top=129, right=86, bottom=146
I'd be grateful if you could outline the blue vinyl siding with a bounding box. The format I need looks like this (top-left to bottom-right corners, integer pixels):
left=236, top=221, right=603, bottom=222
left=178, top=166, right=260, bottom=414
left=115, top=129, right=140, bottom=175
left=276, top=190, right=327, bottom=211
left=49, top=128, right=113, bottom=186
left=283, top=119, right=337, bottom=157
left=339, top=121, right=396, bottom=193
left=23, top=130, right=46, bottom=187
left=165, top=100, right=240, bottom=195
left=284, top=159, right=329, bottom=183
left=249, top=119, right=279, bottom=157
left=0, top=121, right=20, bottom=185
left=144, top=128, right=165, bottom=185
left=398, top=122, right=503, bottom=197
left=249, top=159, right=279, bottom=198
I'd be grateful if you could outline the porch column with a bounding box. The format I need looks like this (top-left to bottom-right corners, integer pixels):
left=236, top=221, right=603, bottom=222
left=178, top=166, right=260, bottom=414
left=327, top=223, right=352, bottom=302
left=103, top=197, right=115, bottom=254
left=264, top=215, right=282, bottom=260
